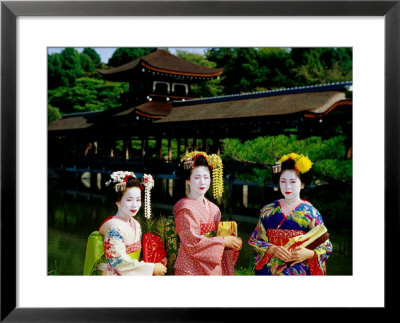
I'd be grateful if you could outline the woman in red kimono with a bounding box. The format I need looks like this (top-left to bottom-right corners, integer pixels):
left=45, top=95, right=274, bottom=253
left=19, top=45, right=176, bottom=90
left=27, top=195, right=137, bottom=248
left=173, top=152, right=242, bottom=275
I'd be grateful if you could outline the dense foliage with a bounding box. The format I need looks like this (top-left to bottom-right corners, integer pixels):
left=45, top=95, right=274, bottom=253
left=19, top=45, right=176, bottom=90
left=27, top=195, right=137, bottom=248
left=48, top=77, right=129, bottom=114
left=48, top=47, right=352, bottom=122
left=175, top=50, right=224, bottom=98
left=205, top=47, right=352, bottom=94
left=48, top=48, right=129, bottom=119
left=48, top=104, right=61, bottom=125
left=222, top=135, right=352, bottom=184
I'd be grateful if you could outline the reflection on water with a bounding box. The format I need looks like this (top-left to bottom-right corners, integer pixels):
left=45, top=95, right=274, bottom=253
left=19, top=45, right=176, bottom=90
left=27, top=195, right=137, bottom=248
left=48, top=172, right=352, bottom=275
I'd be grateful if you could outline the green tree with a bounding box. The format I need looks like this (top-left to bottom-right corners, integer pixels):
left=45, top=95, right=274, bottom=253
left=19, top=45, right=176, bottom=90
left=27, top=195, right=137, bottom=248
left=48, top=104, right=61, bottom=125
left=48, top=77, right=129, bottom=114
left=48, top=48, right=85, bottom=89
left=60, top=48, right=85, bottom=87
left=79, top=53, right=97, bottom=74
left=290, top=48, right=352, bottom=85
left=206, top=47, right=352, bottom=95
left=256, top=48, right=294, bottom=89
left=48, top=53, right=64, bottom=89
left=222, top=135, right=352, bottom=184
left=175, top=50, right=223, bottom=97
left=48, top=48, right=105, bottom=89
left=82, top=48, right=102, bottom=66
left=107, top=48, right=156, bottom=67
left=207, top=48, right=261, bottom=94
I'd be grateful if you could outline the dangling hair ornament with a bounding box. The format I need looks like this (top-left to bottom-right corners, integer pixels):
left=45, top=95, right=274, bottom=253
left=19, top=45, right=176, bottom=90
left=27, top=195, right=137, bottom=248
left=273, top=153, right=313, bottom=174
left=105, top=171, right=136, bottom=192
left=142, top=174, right=154, bottom=219
left=181, top=151, right=224, bottom=199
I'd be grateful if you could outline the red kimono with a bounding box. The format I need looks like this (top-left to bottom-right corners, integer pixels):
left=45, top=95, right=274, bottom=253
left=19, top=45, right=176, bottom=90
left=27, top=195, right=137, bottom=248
left=173, top=197, right=238, bottom=275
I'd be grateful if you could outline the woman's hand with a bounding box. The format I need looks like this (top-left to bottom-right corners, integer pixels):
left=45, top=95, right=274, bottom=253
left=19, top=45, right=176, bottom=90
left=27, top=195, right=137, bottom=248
left=223, top=236, right=242, bottom=251
left=268, top=245, right=292, bottom=262
left=153, top=263, right=167, bottom=276
left=288, top=247, right=315, bottom=266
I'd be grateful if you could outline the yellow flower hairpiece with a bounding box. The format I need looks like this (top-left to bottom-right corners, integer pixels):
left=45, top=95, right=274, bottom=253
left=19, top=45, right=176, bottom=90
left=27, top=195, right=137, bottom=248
left=278, top=153, right=313, bottom=174
left=181, top=151, right=224, bottom=199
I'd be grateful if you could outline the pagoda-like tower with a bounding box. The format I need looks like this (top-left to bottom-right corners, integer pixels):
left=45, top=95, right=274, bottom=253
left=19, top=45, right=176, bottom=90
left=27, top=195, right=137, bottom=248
left=98, top=49, right=223, bottom=118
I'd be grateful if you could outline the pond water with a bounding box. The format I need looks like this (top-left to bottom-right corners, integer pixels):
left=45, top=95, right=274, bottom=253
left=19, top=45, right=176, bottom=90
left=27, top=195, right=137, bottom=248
left=48, top=171, right=352, bottom=275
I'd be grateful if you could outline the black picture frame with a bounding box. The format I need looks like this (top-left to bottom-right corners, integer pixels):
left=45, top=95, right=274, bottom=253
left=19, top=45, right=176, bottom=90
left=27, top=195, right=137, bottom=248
left=1, top=0, right=398, bottom=321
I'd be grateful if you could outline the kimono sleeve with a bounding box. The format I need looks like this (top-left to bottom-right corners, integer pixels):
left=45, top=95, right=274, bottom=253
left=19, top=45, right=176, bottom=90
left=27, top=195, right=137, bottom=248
left=308, top=206, right=333, bottom=274
left=248, top=216, right=273, bottom=271
left=175, top=208, right=225, bottom=265
left=103, top=225, right=154, bottom=276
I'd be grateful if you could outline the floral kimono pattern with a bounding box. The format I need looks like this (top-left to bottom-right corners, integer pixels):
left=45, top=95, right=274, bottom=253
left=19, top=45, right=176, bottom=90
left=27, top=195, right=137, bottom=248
left=248, top=199, right=332, bottom=275
left=174, top=197, right=239, bottom=275
left=97, top=216, right=154, bottom=275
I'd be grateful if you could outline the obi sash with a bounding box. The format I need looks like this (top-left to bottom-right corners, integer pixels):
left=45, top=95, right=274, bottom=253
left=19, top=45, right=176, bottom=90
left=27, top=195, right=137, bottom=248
left=265, top=228, right=326, bottom=275
left=266, top=228, right=304, bottom=247
left=201, top=222, right=218, bottom=237
left=126, top=240, right=141, bottom=260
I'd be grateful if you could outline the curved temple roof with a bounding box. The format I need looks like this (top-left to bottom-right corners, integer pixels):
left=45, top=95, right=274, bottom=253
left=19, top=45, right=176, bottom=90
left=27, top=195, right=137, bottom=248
left=155, top=82, right=352, bottom=124
left=48, top=82, right=352, bottom=133
left=98, top=49, right=223, bottom=79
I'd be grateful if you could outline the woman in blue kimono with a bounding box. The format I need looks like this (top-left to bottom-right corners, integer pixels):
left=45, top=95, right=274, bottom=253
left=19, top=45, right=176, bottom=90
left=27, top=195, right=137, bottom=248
left=248, top=153, right=332, bottom=275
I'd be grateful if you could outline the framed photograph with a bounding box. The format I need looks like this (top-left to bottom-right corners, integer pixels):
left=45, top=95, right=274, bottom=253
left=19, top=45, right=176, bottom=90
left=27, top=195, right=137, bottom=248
left=1, top=0, right=397, bottom=321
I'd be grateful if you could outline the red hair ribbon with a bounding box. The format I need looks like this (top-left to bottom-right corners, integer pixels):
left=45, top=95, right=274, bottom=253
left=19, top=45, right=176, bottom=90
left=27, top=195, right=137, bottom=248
left=193, top=153, right=207, bottom=167
left=123, top=175, right=133, bottom=182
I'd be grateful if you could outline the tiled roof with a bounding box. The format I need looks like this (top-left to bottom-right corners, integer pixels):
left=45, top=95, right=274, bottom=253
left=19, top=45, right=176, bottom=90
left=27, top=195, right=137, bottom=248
left=48, top=82, right=352, bottom=131
left=48, top=115, right=94, bottom=131
left=155, top=82, right=352, bottom=123
left=155, top=91, right=350, bottom=123
left=98, top=49, right=223, bottom=78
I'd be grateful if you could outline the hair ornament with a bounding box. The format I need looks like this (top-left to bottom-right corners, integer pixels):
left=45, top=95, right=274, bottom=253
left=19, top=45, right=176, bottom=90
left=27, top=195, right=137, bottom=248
left=181, top=151, right=224, bottom=199
left=142, top=174, right=154, bottom=219
left=274, top=153, right=313, bottom=174
left=105, top=171, right=136, bottom=192
left=106, top=171, right=155, bottom=219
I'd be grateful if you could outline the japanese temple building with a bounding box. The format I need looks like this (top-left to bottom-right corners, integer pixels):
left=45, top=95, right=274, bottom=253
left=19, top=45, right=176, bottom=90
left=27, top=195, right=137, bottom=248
left=48, top=49, right=352, bottom=174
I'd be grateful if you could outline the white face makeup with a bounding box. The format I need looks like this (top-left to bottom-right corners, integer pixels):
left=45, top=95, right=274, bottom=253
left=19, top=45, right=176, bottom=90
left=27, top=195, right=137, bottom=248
left=116, top=186, right=142, bottom=219
left=187, top=166, right=211, bottom=200
left=279, top=170, right=303, bottom=203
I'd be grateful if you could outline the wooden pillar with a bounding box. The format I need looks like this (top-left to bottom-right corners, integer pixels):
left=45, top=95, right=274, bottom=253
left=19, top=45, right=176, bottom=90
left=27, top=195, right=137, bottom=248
left=96, top=139, right=105, bottom=158
left=156, top=137, right=162, bottom=159
left=110, top=141, right=115, bottom=158
left=97, top=173, right=102, bottom=191
left=243, top=185, right=248, bottom=208
left=193, top=137, right=197, bottom=151
left=202, top=138, right=207, bottom=152
left=124, top=139, right=130, bottom=160
left=185, top=137, right=189, bottom=154
left=168, top=178, right=173, bottom=197
left=168, top=138, right=172, bottom=161
left=217, top=138, right=222, bottom=155
left=141, top=138, right=147, bottom=157
left=177, top=138, right=181, bottom=158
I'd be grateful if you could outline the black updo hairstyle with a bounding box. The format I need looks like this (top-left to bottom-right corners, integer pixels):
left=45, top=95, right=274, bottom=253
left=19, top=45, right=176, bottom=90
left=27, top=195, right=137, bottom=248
left=179, top=154, right=212, bottom=181
left=106, top=174, right=143, bottom=202
left=272, top=158, right=313, bottom=186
